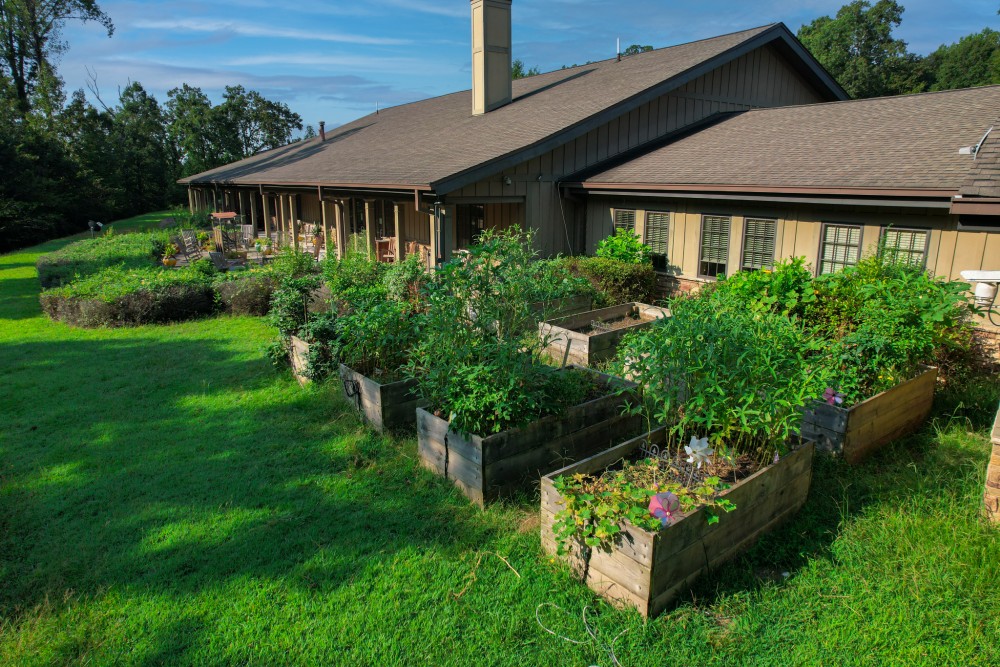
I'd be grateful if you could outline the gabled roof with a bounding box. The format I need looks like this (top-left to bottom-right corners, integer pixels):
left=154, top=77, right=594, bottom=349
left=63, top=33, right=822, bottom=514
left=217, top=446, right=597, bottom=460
left=181, top=23, right=845, bottom=193
left=577, top=85, right=1000, bottom=196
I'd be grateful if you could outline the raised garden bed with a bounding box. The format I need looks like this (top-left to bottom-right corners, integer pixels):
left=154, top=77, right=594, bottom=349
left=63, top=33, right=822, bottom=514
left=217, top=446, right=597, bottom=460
left=801, top=366, right=937, bottom=465
left=541, top=428, right=815, bottom=618
left=539, top=303, right=668, bottom=367
left=417, top=368, right=642, bottom=506
left=289, top=336, right=312, bottom=386
left=530, top=294, right=593, bottom=322
left=985, top=403, right=1000, bottom=523
left=339, top=364, right=425, bottom=432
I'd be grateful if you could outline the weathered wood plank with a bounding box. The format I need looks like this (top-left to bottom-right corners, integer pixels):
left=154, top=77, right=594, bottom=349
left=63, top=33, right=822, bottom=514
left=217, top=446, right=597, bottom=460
left=340, top=364, right=424, bottom=432
left=540, top=439, right=815, bottom=618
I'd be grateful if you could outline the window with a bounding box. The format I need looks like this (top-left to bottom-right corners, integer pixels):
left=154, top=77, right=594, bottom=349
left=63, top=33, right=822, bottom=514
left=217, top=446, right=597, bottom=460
left=456, top=204, right=485, bottom=248
left=699, top=215, right=731, bottom=278
left=819, top=224, right=862, bottom=274
left=881, top=227, right=929, bottom=267
left=741, top=217, right=777, bottom=271
left=645, top=211, right=670, bottom=271
left=613, top=209, right=636, bottom=233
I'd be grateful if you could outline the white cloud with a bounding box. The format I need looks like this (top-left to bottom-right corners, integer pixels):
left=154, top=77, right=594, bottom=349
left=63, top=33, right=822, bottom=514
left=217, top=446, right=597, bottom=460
left=132, top=18, right=411, bottom=46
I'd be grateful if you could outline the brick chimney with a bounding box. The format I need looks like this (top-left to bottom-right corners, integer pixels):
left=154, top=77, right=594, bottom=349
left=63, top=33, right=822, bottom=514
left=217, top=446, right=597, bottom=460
left=471, top=0, right=512, bottom=116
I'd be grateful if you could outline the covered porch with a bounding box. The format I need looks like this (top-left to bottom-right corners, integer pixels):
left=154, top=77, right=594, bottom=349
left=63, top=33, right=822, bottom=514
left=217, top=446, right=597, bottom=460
left=187, top=185, right=525, bottom=267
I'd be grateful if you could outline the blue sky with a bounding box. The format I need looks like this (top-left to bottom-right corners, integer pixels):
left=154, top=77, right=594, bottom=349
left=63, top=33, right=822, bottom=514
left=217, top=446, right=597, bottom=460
left=61, top=0, right=999, bottom=131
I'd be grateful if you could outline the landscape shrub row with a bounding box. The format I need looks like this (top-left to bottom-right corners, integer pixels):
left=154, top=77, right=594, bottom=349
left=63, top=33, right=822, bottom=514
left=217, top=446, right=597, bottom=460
left=36, top=230, right=169, bottom=288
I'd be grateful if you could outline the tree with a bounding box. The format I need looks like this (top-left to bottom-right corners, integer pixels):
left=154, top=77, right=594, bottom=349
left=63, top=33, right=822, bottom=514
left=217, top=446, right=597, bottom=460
left=621, top=44, right=653, bottom=56
left=0, top=0, right=113, bottom=117
left=798, top=0, right=921, bottom=98
left=165, top=84, right=217, bottom=177
left=511, top=59, right=539, bottom=79
left=302, top=124, right=317, bottom=140
left=924, top=28, right=1000, bottom=90
left=212, top=85, right=303, bottom=162
left=111, top=82, right=175, bottom=215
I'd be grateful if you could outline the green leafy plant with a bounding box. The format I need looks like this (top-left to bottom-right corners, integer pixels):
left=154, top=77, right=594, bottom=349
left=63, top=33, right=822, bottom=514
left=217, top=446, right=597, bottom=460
left=267, top=274, right=321, bottom=339
left=552, top=462, right=734, bottom=558
left=710, top=257, right=817, bottom=317
left=338, top=300, right=420, bottom=381
left=406, top=228, right=592, bottom=436
left=162, top=242, right=179, bottom=259
left=35, top=231, right=170, bottom=287
left=595, top=228, right=650, bottom=264
left=559, top=256, right=656, bottom=306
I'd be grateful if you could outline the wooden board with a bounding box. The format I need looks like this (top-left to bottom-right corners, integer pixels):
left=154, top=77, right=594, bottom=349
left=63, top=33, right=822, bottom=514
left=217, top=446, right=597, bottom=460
left=541, top=431, right=815, bottom=618
left=416, top=368, right=643, bottom=507
left=339, top=364, right=424, bottom=432
left=801, top=366, right=937, bottom=465
left=539, top=303, right=669, bottom=367
left=289, top=336, right=311, bottom=387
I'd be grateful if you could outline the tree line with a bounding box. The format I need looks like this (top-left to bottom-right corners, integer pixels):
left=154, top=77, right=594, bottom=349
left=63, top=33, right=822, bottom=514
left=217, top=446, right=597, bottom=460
left=0, top=1, right=303, bottom=253
left=2, top=0, right=998, bottom=253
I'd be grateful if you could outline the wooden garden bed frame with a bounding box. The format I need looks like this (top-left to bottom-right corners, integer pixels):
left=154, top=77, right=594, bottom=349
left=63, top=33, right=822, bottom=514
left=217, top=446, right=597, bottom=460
left=339, top=363, right=424, bottom=432
left=417, top=368, right=642, bottom=506
left=541, top=428, right=815, bottom=618
left=800, top=366, right=937, bottom=465
left=530, top=294, right=593, bottom=323
left=985, top=403, right=1000, bottom=523
left=539, top=303, right=668, bottom=367
left=289, top=335, right=312, bottom=386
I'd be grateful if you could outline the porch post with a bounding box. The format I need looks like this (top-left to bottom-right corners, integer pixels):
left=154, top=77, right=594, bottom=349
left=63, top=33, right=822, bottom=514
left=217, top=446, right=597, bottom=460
left=321, top=194, right=333, bottom=260
left=364, top=200, right=376, bottom=257
left=278, top=195, right=287, bottom=247
left=289, top=194, right=299, bottom=252
left=441, top=204, right=455, bottom=263
left=429, top=205, right=439, bottom=268
left=212, top=188, right=218, bottom=212
left=393, top=203, right=404, bottom=262
left=262, top=193, right=272, bottom=240
left=249, top=191, right=258, bottom=233
left=334, top=201, right=345, bottom=260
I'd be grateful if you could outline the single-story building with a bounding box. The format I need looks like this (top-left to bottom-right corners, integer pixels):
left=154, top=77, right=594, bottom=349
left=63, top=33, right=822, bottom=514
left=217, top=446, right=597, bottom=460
left=181, top=0, right=999, bottom=324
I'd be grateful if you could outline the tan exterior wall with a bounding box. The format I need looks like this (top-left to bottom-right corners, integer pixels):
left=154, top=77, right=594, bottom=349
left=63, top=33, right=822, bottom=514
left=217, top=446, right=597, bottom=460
left=584, top=195, right=1000, bottom=281
left=451, top=43, right=828, bottom=256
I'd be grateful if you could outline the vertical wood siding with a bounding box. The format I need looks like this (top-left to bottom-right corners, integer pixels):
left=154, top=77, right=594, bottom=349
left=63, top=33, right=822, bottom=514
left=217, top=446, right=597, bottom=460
left=452, top=44, right=828, bottom=256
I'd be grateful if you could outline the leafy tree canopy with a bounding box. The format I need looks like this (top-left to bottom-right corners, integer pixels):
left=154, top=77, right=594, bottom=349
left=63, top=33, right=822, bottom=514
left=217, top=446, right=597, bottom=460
left=511, top=58, right=540, bottom=79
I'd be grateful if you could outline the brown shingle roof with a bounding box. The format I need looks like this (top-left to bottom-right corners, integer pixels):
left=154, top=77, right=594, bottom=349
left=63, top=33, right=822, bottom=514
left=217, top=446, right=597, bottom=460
left=959, top=121, right=1000, bottom=198
left=182, top=24, right=840, bottom=191
left=582, top=85, right=1000, bottom=193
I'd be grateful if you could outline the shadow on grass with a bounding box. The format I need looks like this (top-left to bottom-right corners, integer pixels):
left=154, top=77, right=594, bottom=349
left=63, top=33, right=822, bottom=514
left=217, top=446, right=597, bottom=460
left=0, top=336, right=490, bottom=629
left=0, top=277, right=46, bottom=320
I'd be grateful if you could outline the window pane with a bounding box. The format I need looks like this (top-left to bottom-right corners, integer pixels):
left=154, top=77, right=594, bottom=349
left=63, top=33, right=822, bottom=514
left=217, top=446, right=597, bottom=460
left=700, top=215, right=731, bottom=278
left=645, top=211, right=669, bottom=256
left=741, top=217, right=777, bottom=271
left=820, top=224, right=862, bottom=274
left=882, top=228, right=929, bottom=267
left=614, top=209, right=636, bottom=233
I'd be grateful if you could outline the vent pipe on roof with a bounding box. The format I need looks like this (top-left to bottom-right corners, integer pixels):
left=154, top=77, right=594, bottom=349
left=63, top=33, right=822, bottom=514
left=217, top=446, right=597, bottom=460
left=471, top=0, right=512, bottom=116
left=319, top=121, right=326, bottom=142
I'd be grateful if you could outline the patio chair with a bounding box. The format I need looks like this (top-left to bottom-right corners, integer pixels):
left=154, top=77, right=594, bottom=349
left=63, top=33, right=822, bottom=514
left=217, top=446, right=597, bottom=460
left=180, top=230, right=202, bottom=260
left=241, top=225, right=255, bottom=248
left=209, top=251, right=246, bottom=273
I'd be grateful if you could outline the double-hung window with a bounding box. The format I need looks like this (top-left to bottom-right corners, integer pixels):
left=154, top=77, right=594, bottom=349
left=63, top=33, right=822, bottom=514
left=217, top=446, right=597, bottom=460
left=613, top=209, right=636, bottom=234
left=699, top=215, right=731, bottom=278
left=881, top=227, right=929, bottom=267
left=645, top=211, right=670, bottom=271
left=741, top=217, right=777, bottom=271
left=819, top=224, right=862, bottom=274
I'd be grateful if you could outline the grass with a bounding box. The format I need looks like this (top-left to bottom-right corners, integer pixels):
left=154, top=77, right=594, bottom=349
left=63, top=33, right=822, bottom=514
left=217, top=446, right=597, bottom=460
left=1, top=215, right=999, bottom=665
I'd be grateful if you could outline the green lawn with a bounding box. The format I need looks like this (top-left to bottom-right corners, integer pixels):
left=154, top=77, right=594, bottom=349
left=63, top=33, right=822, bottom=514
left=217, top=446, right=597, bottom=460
left=1, top=216, right=999, bottom=665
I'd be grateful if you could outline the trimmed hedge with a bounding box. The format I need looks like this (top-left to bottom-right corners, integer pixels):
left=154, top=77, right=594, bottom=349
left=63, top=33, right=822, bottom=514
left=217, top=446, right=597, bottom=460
left=559, top=256, right=657, bottom=305
left=36, top=232, right=168, bottom=288
left=215, top=273, right=277, bottom=316
left=41, top=266, right=215, bottom=328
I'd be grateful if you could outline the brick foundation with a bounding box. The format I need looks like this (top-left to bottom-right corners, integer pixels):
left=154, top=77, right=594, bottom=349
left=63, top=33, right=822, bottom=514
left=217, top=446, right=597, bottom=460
left=987, top=405, right=1000, bottom=523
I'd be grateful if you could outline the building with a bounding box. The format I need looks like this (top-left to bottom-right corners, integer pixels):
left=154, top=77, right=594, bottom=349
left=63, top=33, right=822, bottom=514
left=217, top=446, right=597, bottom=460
left=181, top=0, right=999, bottom=308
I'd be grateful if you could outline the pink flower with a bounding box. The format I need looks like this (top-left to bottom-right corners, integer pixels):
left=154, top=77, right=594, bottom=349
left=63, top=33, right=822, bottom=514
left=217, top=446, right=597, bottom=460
left=823, top=388, right=845, bottom=406
left=649, top=492, right=680, bottom=527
